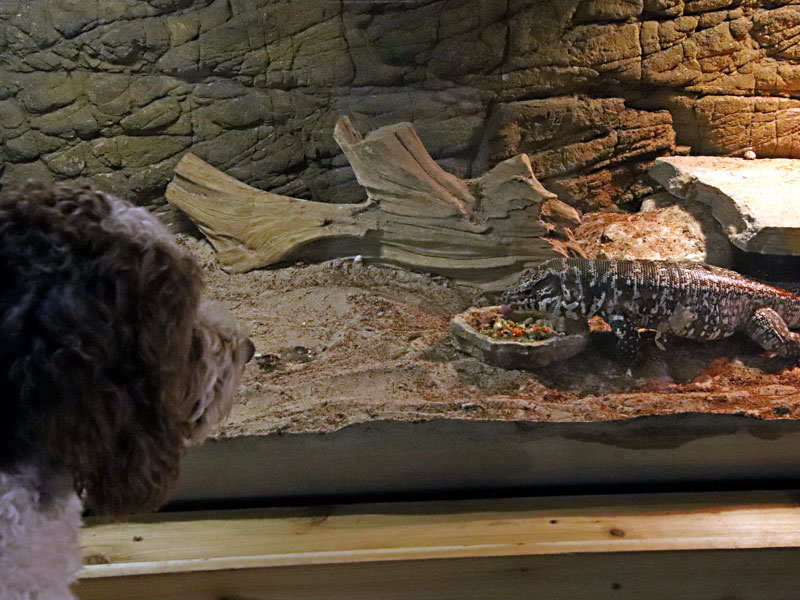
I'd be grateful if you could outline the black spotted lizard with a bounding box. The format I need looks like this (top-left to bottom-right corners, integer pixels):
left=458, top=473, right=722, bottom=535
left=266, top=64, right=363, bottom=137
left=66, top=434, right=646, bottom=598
left=500, top=258, right=800, bottom=360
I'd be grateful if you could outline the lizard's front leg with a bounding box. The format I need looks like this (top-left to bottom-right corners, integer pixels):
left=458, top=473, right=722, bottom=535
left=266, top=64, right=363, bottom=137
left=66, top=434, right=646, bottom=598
left=608, top=314, right=640, bottom=361
left=743, top=307, right=800, bottom=357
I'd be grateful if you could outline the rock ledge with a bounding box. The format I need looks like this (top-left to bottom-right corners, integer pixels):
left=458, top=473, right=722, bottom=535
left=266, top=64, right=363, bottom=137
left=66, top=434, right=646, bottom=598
left=650, top=157, right=800, bottom=255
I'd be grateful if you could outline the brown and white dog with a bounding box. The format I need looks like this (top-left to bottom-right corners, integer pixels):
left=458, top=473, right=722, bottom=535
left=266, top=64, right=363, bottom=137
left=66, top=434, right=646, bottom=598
left=0, top=181, right=253, bottom=599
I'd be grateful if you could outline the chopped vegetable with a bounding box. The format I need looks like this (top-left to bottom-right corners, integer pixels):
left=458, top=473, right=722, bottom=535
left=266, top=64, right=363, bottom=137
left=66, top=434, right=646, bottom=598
left=477, top=314, right=562, bottom=342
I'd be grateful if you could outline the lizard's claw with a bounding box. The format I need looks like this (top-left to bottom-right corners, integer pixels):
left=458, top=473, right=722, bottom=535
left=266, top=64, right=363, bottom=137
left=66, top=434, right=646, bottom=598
left=654, top=332, right=667, bottom=352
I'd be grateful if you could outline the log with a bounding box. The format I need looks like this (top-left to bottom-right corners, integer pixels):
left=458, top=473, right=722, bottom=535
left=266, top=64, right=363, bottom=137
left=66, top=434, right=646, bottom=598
left=164, top=152, right=375, bottom=272
left=165, top=116, right=581, bottom=290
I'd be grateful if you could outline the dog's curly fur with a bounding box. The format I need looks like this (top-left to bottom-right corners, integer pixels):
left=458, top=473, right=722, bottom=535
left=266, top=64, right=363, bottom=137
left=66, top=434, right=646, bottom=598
left=0, top=181, right=253, bottom=598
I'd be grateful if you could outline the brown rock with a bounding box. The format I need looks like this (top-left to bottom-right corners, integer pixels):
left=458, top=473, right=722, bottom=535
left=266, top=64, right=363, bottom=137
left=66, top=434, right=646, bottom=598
left=14, top=72, right=86, bottom=114
left=475, top=97, right=676, bottom=211
left=5, top=130, right=62, bottom=161
left=89, top=135, right=190, bottom=170
left=42, top=150, right=86, bottom=178
left=120, top=97, right=182, bottom=133
left=752, top=5, right=800, bottom=60
left=652, top=94, right=800, bottom=158
left=575, top=192, right=732, bottom=266
left=0, top=100, right=26, bottom=130
left=0, top=0, right=797, bottom=215
left=31, top=101, right=100, bottom=139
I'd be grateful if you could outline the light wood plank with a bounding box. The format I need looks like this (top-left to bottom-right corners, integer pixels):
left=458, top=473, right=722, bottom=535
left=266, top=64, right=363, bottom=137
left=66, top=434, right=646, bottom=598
left=74, top=549, right=800, bottom=600
left=79, top=489, right=800, bottom=580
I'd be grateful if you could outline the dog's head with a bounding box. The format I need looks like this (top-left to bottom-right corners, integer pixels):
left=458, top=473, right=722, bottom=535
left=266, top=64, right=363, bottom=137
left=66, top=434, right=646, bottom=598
left=0, top=181, right=252, bottom=515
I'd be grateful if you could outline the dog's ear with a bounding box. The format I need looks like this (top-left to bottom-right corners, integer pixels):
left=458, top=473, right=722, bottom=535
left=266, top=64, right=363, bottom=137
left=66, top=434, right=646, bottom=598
left=0, top=182, right=204, bottom=516
left=183, top=302, right=254, bottom=444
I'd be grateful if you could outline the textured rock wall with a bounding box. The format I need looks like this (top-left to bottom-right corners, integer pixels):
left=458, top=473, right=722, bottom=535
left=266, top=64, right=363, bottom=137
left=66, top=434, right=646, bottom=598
left=0, top=0, right=798, bottom=222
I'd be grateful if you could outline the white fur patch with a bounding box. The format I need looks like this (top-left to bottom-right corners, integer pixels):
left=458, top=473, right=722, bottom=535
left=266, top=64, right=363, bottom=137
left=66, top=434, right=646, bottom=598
left=104, top=193, right=174, bottom=246
left=0, top=464, right=82, bottom=600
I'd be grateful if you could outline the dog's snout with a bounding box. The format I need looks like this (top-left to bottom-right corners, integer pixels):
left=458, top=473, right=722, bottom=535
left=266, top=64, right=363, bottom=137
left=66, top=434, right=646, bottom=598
left=243, top=338, right=256, bottom=362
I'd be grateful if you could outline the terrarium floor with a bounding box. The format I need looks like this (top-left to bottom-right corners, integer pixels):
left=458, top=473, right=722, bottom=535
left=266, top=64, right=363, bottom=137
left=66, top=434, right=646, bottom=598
left=182, top=235, right=800, bottom=438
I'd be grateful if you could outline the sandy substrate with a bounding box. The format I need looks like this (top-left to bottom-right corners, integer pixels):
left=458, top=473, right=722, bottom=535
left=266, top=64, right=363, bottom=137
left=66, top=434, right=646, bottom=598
left=177, top=237, right=800, bottom=438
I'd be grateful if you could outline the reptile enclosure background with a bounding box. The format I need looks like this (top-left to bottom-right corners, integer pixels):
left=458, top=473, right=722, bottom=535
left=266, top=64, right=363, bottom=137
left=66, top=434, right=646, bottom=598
left=3, top=0, right=800, bottom=500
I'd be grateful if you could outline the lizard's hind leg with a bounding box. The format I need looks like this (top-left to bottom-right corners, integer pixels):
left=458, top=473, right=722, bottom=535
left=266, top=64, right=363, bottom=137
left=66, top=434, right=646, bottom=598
left=608, top=314, right=641, bottom=362
left=743, top=307, right=800, bottom=357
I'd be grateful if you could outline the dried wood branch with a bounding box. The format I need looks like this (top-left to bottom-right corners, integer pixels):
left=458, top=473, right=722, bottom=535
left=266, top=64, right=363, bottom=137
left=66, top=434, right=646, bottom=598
left=166, top=117, right=581, bottom=290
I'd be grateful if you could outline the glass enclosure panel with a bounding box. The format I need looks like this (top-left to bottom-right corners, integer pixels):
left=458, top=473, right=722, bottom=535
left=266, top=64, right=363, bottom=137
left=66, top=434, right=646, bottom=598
left=3, top=0, right=800, bottom=500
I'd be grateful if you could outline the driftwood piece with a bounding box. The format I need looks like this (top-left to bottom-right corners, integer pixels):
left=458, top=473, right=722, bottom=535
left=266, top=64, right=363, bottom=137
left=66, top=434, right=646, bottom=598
left=164, top=152, right=375, bottom=272
left=166, top=116, right=580, bottom=290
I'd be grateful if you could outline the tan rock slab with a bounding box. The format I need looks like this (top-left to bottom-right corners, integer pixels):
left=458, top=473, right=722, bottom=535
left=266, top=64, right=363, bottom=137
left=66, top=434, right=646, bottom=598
left=649, top=156, right=800, bottom=255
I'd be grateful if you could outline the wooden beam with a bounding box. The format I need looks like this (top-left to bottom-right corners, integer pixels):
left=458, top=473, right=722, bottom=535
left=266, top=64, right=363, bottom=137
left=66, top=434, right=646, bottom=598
left=76, top=490, right=800, bottom=599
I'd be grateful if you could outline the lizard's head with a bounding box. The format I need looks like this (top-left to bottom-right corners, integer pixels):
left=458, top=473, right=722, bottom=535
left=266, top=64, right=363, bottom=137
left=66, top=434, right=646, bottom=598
left=500, top=262, right=563, bottom=316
